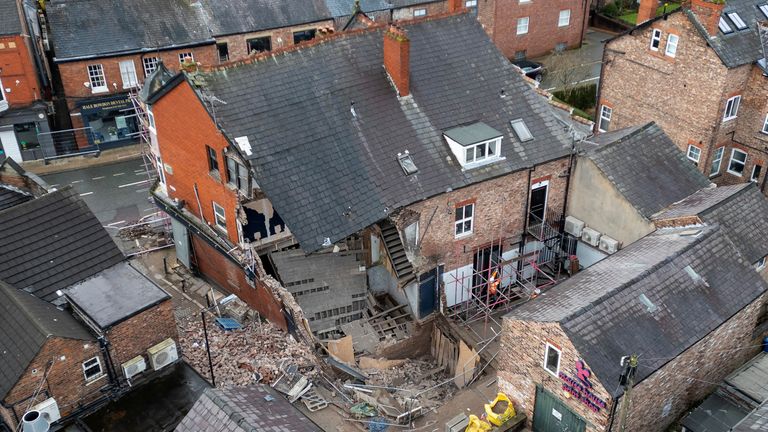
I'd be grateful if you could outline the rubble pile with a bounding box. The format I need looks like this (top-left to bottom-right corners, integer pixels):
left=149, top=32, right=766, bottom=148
left=364, top=358, right=455, bottom=409
left=178, top=315, right=318, bottom=387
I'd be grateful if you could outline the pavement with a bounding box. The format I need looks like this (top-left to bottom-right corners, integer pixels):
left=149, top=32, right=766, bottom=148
left=21, top=144, right=144, bottom=176
left=535, top=27, right=616, bottom=92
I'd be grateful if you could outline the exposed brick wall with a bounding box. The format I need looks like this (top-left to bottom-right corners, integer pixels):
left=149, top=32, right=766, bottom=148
left=477, top=0, right=589, bottom=59
left=106, top=299, right=178, bottom=372
left=0, top=35, right=42, bottom=106
left=2, top=337, right=105, bottom=427
left=392, top=1, right=449, bottom=21
left=383, top=26, right=410, bottom=96
left=153, top=80, right=241, bottom=245
left=404, top=157, right=569, bottom=273
left=214, top=20, right=335, bottom=62
left=190, top=235, right=288, bottom=330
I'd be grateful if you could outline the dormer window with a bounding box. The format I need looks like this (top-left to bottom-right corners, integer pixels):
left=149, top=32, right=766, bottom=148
left=727, top=13, right=747, bottom=30
left=443, top=122, right=504, bottom=169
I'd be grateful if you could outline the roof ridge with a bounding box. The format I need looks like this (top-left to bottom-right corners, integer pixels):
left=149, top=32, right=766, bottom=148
left=560, top=226, right=720, bottom=324
left=699, top=182, right=756, bottom=214
left=592, top=122, right=656, bottom=153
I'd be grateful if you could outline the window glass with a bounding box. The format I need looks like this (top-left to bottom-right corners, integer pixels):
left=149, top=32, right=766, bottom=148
left=665, top=34, right=679, bottom=57
left=517, top=17, right=529, bottom=35
left=83, top=357, right=103, bottom=381
left=247, top=37, right=271, bottom=54
left=728, top=149, right=747, bottom=175
left=723, top=96, right=740, bottom=121
left=119, top=60, right=138, bottom=89
left=544, top=344, right=560, bottom=375
left=558, top=9, right=570, bottom=27
left=293, top=29, right=317, bottom=44
left=719, top=17, right=733, bottom=33
left=413, top=8, right=426, bottom=17
left=762, top=114, right=768, bottom=134
left=599, top=105, right=612, bottom=132
left=650, top=29, right=661, bottom=50
left=709, top=147, right=724, bottom=176
left=686, top=145, right=701, bottom=163
left=455, top=203, right=474, bottom=237
left=213, top=202, right=227, bottom=230
left=207, top=145, right=219, bottom=173
left=87, top=64, right=107, bottom=92
left=752, top=164, right=762, bottom=182
left=143, top=57, right=159, bottom=77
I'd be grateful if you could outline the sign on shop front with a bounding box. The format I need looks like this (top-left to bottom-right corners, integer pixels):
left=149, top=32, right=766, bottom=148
left=559, top=360, right=607, bottom=413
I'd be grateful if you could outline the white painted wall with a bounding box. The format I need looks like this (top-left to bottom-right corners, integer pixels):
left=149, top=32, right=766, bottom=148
left=575, top=241, right=607, bottom=269
left=0, top=128, right=21, bottom=161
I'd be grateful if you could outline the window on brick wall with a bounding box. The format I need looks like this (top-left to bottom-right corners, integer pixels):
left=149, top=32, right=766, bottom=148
left=650, top=29, right=662, bottom=51
left=213, top=201, right=227, bottom=231
left=87, top=64, right=108, bottom=93
left=686, top=144, right=701, bottom=164
left=723, top=95, right=741, bottom=121
left=143, top=57, right=159, bottom=77
left=454, top=203, right=474, bottom=237
left=727, top=148, right=747, bottom=176
left=543, top=343, right=561, bottom=377
left=293, top=29, right=316, bottom=44
left=413, top=8, right=426, bottom=17
left=558, top=9, right=570, bottom=27
left=517, top=17, right=529, bottom=35
left=225, top=155, right=250, bottom=195
left=598, top=105, right=612, bottom=132
left=247, top=37, right=271, bottom=54
left=465, top=0, right=477, bottom=6
left=217, top=43, right=229, bottom=62
left=709, top=147, right=724, bottom=176
left=206, top=145, right=219, bottom=175
left=82, top=357, right=103, bottom=382
left=119, top=60, right=138, bottom=89
left=762, top=114, right=768, bottom=134
left=665, top=34, right=679, bottom=57
left=752, top=164, right=762, bottom=183
left=179, top=52, right=194, bottom=64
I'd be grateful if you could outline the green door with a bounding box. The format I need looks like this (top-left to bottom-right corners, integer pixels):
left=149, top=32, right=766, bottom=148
left=532, top=386, right=586, bottom=432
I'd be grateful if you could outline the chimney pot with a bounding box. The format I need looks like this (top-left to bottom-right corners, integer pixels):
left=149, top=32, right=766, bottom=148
left=383, top=25, right=410, bottom=97
left=637, top=0, right=660, bottom=24
left=689, top=0, right=726, bottom=36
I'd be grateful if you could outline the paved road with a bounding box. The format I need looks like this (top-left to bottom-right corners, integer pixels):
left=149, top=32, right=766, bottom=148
left=535, top=27, right=615, bottom=92
left=43, top=157, right=158, bottom=228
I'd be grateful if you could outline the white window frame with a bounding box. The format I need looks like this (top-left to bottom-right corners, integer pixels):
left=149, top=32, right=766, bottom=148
left=751, top=164, right=762, bottom=183
left=143, top=57, right=160, bottom=77
left=723, top=95, right=740, bottom=121
left=454, top=203, right=474, bottom=238
left=543, top=342, right=561, bottom=377
left=0, top=77, right=6, bottom=111
left=146, top=105, right=156, bottom=132
left=179, top=52, right=194, bottom=63
left=118, top=60, right=138, bottom=89
left=82, top=357, right=103, bottom=382
left=413, top=8, right=426, bottom=17
left=727, top=12, right=747, bottom=30
left=709, top=147, right=724, bottom=177
left=517, top=17, right=529, bottom=35
left=727, top=148, right=748, bottom=176
left=465, top=0, right=477, bottom=6
left=650, top=29, right=662, bottom=51
left=762, top=113, right=768, bottom=134
left=665, top=34, right=679, bottom=57
left=757, top=256, right=767, bottom=271
left=87, top=64, right=108, bottom=93
left=686, top=144, right=701, bottom=164
left=760, top=5, right=768, bottom=20
left=464, top=138, right=500, bottom=165
left=558, top=9, right=571, bottom=27
left=213, top=202, right=227, bottom=231
left=598, top=105, right=612, bottom=132
left=719, top=17, right=733, bottom=33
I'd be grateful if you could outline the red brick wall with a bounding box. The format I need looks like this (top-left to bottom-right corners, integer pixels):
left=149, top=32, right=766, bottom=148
left=0, top=34, right=42, bottom=106
left=152, top=80, right=240, bottom=244
left=190, top=235, right=288, bottom=330
left=477, top=0, right=589, bottom=59
left=392, top=1, right=449, bottom=21
left=214, top=20, right=335, bottom=62
left=106, top=299, right=178, bottom=371
left=2, top=337, right=105, bottom=427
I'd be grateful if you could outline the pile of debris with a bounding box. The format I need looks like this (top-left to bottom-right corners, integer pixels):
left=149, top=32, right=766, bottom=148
left=362, top=358, right=455, bottom=410
left=178, top=314, right=318, bottom=387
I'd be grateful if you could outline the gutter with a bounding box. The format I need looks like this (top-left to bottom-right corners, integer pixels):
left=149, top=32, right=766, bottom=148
left=53, top=40, right=216, bottom=63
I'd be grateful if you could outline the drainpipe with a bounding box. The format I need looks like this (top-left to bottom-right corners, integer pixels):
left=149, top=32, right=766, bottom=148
left=98, top=336, right=120, bottom=389
left=561, top=140, right=579, bottom=227
left=518, top=167, right=534, bottom=269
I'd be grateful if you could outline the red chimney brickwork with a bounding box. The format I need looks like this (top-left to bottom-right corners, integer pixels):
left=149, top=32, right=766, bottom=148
left=383, top=25, right=410, bottom=97
left=689, top=0, right=726, bottom=36
left=448, top=0, right=464, bottom=13
left=637, top=0, right=660, bottom=24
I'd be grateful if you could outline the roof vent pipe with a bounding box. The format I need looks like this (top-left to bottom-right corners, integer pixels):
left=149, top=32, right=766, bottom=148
left=22, top=411, right=50, bottom=432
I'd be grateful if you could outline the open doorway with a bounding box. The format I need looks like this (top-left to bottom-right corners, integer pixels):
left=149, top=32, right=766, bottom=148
left=529, top=180, right=549, bottom=225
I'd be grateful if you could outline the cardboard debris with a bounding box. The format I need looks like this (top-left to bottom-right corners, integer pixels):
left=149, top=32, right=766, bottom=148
left=327, top=335, right=355, bottom=365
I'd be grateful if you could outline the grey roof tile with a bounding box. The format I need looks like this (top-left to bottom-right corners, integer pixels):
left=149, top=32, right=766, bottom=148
left=198, top=14, right=572, bottom=252
left=0, top=279, right=94, bottom=398
left=205, top=0, right=332, bottom=36
left=733, top=400, right=768, bottom=431
left=0, top=0, right=22, bottom=36
left=506, top=225, right=768, bottom=394
left=0, top=184, right=32, bottom=211
left=587, top=123, right=711, bottom=219
left=0, top=187, right=125, bottom=301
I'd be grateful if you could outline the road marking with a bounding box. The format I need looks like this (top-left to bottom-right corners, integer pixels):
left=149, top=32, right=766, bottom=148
left=92, top=176, right=106, bottom=180
left=113, top=172, right=126, bottom=177
left=50, top=184, right=60, bottom=187
left=70, top=180, right=83, bottom=184
left=134, top=169, right=145, bottom=173
left=136, top=188, right=150, bottom=193
left=79, top=192, right=94, bottom=196
left=118, top=179, right=150, bottom=188
left=143, top=207, right=158, bottom=213
left=136, top=172, right=148, bottom=176
left=107, top=220, right=126, bottom=227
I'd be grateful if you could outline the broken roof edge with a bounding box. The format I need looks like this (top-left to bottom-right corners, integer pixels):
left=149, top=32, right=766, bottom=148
left=0, top=156, right=51, bottom=192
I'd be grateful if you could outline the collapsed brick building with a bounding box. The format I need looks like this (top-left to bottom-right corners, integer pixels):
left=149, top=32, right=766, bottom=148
left=597, top=0, right=768, bottom=193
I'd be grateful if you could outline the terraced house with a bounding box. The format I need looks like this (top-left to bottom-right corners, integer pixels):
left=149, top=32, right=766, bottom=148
left=143, top=13, right=584, bottom=336
left=597, top=0, right=768, bottom=194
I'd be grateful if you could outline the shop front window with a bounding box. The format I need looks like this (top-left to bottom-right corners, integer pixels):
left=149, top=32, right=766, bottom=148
left=13, top=123, right=40, bottom=152
left=83, top=105, right=139, bottom=145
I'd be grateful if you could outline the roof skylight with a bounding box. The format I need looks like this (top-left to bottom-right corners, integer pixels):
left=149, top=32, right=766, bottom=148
left=718, top=17, right=733, bottom=34
left=510, top=119, right=533, bottom=142
left=727, top=12, right=747, bottom=30
left=397, top=151, right=418, bottom=175
left=759, top=4, right=768, bottom=19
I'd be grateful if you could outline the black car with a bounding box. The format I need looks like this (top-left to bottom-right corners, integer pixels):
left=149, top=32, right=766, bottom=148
left=511, top=59, right=544, bottom=82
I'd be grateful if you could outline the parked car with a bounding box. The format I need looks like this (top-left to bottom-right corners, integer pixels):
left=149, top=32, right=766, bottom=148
left=511, top=60, right=544, bottom=82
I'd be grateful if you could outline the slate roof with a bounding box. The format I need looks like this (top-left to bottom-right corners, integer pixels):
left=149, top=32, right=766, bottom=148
left=0, top=184, right=32, bottom=211
left=686, top=0, right=766, bottom=68
left=681, top=393, right=751, bottom=432
left=654, top=183, right=768, bottom=264
left=0, top=0, right=22, bottom=36
left=325, top=0, right=392, bottom=17
left=197, top=14, right=572, bottom=252
left=733, top=401, right=768, bottom=432
left=204, top=0, right=332, bottom=36
left=175, top=386, right=321, bottom=432
left=0, top=187, right=124, bottom=302
left=46, top=0, right=214, bottom=61
left=506, top=225, right=768, bottom=394
left=0, top=279, right=93, bottom=398
left=444, top=122, right=503, bottom=146
left=66, top=262, right=170, bottom=329
left=585, top=122, right=710, bottom=219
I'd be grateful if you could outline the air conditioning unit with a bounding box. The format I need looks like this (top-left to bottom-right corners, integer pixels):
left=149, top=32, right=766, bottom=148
left=122, top=355, right=147, bottom=380
left=564, top=216, right=585, bottom=237
left=31, top=398, right=60, bottom=423
left=147, top=338, right=178, bottom=371
left=581, top=227, right=601, bottom=247
left=599, top=235, right=619, bottom=254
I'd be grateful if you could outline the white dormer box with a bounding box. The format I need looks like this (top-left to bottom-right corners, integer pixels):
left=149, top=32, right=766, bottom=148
left=443, top=122, right=504, bottom=169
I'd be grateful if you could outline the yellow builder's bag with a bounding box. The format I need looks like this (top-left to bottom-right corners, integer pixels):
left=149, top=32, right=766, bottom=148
left=484, top=392, right=516, bottom=426
left=464, top=414, right=492, bottom=432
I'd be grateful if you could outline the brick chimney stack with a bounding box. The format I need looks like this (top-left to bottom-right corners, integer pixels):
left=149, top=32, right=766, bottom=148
left=383, top=25, right=410, bottom=97
left=637, top=0, right=660, bottom=24
left=689, top=0, right=726, bottom=36
left=448, top=0, right=464, bottom=13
